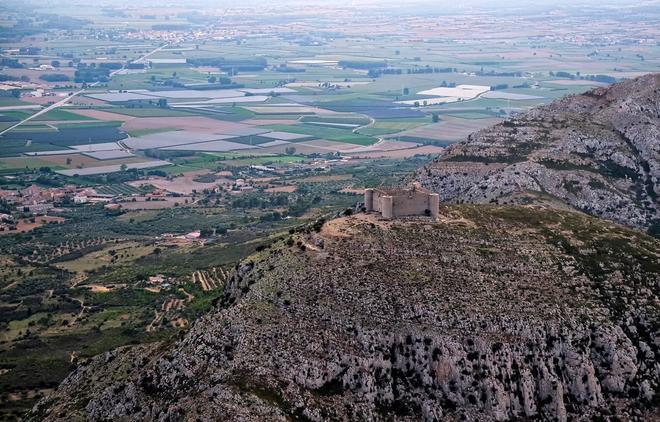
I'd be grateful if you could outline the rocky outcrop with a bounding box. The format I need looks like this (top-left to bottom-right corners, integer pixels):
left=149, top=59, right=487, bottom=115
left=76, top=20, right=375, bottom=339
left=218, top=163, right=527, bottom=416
left=30, top=206, right=659, bottom=421
left=419, top=74, right=660, bottom=234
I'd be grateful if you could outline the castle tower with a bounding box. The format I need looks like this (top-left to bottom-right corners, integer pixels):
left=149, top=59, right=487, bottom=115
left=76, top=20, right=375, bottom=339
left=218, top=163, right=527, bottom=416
left=381, top=195, right=393, bottom=219
left=365, top=189, right=374, bottom=212
left=429, top=193, right=440, bottom=218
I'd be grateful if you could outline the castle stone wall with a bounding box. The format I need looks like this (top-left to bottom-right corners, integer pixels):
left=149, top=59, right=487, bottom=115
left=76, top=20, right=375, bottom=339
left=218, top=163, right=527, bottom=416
left=365, top=185, right=440, bottom=219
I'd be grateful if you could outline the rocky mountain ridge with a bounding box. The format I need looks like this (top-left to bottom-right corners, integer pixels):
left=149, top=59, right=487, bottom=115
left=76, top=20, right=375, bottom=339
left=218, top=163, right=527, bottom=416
left=420, top=74, right=660, bottom=234
left=30, top=206, right=659, bottom=421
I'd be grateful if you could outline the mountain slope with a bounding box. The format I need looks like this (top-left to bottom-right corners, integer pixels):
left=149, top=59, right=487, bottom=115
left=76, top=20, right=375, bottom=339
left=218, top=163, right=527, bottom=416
left=420, top=74, right=660, bottom=233
left=30, top=206, right=659, bottom=421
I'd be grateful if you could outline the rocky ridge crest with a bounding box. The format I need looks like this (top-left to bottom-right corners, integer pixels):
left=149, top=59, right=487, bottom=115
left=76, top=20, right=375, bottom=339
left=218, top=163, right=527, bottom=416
left=420, top=74, right=660, bottom=233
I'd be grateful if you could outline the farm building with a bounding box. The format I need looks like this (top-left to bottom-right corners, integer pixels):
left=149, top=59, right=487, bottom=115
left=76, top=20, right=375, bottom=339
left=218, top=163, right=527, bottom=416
left=365, top=183, right=440, bottom=219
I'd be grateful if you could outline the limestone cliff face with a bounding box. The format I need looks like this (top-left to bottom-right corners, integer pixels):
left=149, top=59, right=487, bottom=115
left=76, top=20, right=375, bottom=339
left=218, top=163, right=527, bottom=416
left=30, top=207, right=659, bottom=421
left=420, top=74, right=660, bottom=233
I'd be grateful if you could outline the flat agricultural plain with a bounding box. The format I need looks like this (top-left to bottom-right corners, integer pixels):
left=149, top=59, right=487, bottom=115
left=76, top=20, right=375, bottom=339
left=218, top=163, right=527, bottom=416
left=394, top=116, right=503, bottom=142
left=55, top=160, right=171, bottom=176
left=162, top=140, right=255, bottom=152
left=38, top=153, right=144, bottom=168
left=128, top=172, right=230, bottom=195
left=120, top=116, right=261, bottom=134
left=122, top=131, right=236, bottom=150
left=68, top=109, right=138, bottom=122
left=346, top=144, right=445, bottom=158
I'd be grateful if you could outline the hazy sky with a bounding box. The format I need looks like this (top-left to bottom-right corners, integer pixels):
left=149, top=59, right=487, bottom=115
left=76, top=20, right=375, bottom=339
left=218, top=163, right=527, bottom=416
left=32, top=0, right=659, bottom=6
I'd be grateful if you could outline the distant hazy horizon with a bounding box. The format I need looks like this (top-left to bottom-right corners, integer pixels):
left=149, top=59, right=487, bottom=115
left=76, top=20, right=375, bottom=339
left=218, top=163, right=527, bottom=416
left=13, top=0, right=660, bottom=8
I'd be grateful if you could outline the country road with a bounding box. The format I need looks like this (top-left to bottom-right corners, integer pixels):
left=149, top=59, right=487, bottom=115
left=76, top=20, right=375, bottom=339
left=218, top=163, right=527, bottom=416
left=133, top=43, right=169, bottom=64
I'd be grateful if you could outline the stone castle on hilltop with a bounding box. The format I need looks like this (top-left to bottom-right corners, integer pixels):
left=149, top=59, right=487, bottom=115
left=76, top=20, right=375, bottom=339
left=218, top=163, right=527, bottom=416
left=365, top=183, right=440, bottom=219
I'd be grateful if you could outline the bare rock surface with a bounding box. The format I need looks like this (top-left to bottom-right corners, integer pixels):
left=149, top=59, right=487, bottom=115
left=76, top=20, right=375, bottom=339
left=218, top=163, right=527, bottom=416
left=420, top=74, right=660, bottom=234
left=30, top=207, right=660, bottom=421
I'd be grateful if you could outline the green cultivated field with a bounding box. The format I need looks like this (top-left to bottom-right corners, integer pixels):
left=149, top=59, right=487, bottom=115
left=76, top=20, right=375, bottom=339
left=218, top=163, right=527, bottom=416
left=33, top=109, right=95, bottom=121
left=264, top=124, right=376, bottom=145
left=0, top=157, right=61, bottom=172
left=219, top=155, right=307, bottom=167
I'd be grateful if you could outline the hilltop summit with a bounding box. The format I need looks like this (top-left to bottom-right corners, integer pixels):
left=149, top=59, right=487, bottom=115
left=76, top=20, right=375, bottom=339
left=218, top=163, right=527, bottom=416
left=31, top=207, right=659, bottom=421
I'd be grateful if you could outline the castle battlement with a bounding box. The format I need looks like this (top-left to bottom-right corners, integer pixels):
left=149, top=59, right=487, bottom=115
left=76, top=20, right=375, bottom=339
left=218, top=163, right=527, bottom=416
left=365, top=183, right=440, bottom=219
